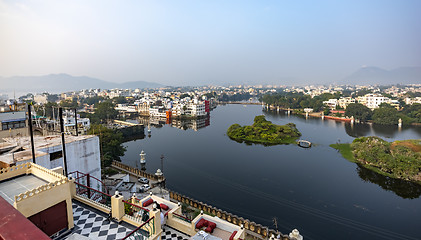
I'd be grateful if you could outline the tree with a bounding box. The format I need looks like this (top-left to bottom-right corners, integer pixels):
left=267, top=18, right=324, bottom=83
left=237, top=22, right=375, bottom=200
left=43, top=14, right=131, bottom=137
left=47, top=94, right=59, bottom=102
left=83, top=96, right=105, bottom=105
left=60, top=99, right=79, bottom=108
left=345, top=103, right=372, bottom=122
left=35, top=102, right=58, bottom=118
left=95, top=101, right=118, bottom=123
left=88, top=124, right=126, bottom=167
left=372, top=104, right=399, bottom=125
left=113, top=96, right=128, bottom=104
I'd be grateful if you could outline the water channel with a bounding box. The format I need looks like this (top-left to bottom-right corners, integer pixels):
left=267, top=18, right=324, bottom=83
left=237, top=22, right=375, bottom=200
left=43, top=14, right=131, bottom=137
left=122, top=104, right=421, bottom=240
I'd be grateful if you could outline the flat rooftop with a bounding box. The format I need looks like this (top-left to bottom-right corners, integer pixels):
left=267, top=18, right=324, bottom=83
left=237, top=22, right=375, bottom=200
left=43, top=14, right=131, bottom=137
left=0, top=134, right=97, bottom=165
left=0, top=174, right=48, bottom=204
left=3, top=134, right=96, bottom=150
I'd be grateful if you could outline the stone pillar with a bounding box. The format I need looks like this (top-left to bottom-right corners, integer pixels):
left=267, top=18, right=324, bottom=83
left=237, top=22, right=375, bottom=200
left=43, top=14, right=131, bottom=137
left=111, top=192, right=125, bottom=221
left=149, top=205, right=162, bottom=237
left=69, top=177, right=76, bottom=198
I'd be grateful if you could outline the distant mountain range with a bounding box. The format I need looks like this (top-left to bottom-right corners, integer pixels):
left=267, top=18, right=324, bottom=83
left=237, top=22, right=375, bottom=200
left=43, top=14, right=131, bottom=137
left=0, top=74, right=164, bottom=95
left=340, top=66, right=421, bottom=85
left=1, top=67, right=419, bottom=98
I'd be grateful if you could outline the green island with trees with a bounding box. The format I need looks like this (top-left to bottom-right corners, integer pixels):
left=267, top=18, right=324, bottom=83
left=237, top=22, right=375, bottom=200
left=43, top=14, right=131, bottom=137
left=227, top=115, right=301, bottom=145
left=331, top=137, right=421, bottom=184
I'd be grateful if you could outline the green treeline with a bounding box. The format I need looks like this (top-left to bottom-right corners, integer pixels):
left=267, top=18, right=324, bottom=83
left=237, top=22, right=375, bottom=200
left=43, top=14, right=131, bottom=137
left=261, top=92, right=421, bottom=125
left=344, top=103, right=421, bottom=125
left=227, top=115, right=301, bottom=145
left=331, top=137, right=421, bottom=184
left=88, top=124, right=126, bottom=168
left=261, top=92, right=340, bottom=112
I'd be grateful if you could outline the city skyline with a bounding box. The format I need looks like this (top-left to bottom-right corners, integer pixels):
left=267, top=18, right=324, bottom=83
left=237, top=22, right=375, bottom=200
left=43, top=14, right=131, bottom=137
left=1, top=0, right=420, bottom=86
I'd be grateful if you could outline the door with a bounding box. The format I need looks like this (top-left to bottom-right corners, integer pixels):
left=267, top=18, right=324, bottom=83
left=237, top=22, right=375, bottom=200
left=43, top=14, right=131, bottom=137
left=28, top=200, right=68, bottom=236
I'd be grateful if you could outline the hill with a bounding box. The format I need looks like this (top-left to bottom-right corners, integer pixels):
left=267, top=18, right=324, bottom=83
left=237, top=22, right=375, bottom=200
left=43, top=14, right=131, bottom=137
left=340, top=66, right=421, bottom=85
left=0, top=74, right=164, bottom=94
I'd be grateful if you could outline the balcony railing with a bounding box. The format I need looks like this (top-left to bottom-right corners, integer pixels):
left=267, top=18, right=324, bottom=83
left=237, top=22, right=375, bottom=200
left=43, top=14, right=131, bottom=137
left=122, top=216, right=155, bottom=240
left=173, top=213, right=192, bottom=223
left=69, top=170, right=109, bottom=194
left=122, top=200, right=150, bottom=223
left=75, top=182, right=112, bottom=208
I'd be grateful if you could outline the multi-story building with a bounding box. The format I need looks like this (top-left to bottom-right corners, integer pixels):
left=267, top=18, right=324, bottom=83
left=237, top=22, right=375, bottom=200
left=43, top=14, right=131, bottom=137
left=405, top=97, right=421, bottom=105
left=358, top=94, right=396, bottom=109
left=187, top=100, right=206, bottom=117
left=0, top=103, right=28, bottom=139
left=323, top=99, right=338, bottom=109
left=338, top=97, right=356, bottom=109
left=34, top=94, right=48, bottom=104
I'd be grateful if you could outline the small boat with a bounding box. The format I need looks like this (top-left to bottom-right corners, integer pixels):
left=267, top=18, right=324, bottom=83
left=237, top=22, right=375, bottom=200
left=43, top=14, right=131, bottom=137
left=297, top=140, right=312, bottom=148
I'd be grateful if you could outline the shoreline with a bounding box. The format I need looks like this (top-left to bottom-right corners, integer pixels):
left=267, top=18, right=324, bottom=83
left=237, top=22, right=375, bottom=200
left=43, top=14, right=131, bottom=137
left=262, top=104, right=421, bottom=126
left=331, top=143, right=421, bottom=186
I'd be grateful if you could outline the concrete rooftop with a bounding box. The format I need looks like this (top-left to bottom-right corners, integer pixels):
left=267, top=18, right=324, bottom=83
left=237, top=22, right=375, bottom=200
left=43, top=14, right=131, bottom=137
left=0, top=174, right=48, bottom=204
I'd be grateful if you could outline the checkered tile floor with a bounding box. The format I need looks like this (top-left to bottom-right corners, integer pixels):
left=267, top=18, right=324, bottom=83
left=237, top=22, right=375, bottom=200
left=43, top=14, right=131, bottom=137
left=71, top=201, right=135, bottom=240
left=161, top=227, right=190, bottom=240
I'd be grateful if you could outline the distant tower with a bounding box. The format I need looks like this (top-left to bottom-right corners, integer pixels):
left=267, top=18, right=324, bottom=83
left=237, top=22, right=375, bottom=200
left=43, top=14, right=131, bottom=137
left=140, top=150, right=146, bottom=171
left=140, top=150, right=146, bottom=164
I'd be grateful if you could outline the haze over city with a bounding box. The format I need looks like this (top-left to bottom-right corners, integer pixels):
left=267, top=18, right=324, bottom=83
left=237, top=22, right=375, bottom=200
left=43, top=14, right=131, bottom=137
left=1, top=0, right=420, bottom=86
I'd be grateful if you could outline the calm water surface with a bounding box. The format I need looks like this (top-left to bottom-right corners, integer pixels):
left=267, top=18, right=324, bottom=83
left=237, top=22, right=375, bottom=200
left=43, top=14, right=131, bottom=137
left=122, top=104, right=421, bottom=240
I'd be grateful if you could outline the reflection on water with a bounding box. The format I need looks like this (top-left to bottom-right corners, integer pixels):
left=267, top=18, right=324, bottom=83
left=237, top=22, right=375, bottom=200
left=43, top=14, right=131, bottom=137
left=122, top=105, right=421, bottom=240
left=344, top=123, right=372, bottom=138
left=265, top=108, right=421, bottom=198
left=136, top=115, right=210, bottom=131
left=265, top=108, right=421, bottom=140
left=357, top=165, right=421, bottom=199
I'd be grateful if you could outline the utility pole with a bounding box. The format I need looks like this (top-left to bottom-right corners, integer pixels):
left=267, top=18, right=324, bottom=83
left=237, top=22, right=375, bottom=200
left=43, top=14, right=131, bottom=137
left=59, top=108, right=68, bottom=176
left=160, top=154, right=164, bottom=174
left=74, top=108, right=78, bottom=136
left=27, top=103, right=36, bottom=163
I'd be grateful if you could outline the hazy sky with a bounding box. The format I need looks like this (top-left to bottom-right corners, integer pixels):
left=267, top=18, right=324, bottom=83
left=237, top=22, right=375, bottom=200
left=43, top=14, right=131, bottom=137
left=1, top=0, right=420, bottom=85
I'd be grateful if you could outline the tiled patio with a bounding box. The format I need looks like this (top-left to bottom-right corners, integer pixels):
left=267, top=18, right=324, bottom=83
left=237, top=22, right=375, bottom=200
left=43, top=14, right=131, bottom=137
left=161, top=227, right=190, bottom=240
left=69, top=201, right=135, bottom=240
left=65, top=200, right=190, bottom=240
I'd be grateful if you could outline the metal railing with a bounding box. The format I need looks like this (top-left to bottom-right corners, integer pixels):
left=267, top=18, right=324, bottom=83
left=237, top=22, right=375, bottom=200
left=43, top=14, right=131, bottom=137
left=121, top=216, right=155, bottom=240
left=172, top=213, right=192, bottom=223
left=75, top=182, right=112, bottom=208
left=123, top=200, right=150, bottom=223
left=69, top=170, right=109, bottom=194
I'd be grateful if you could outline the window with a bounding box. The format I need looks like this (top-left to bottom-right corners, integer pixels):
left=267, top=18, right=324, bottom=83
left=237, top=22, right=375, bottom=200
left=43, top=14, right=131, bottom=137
left=50, top=151, right=63, bottom=161
left=1, top=120, right=26, bottom=130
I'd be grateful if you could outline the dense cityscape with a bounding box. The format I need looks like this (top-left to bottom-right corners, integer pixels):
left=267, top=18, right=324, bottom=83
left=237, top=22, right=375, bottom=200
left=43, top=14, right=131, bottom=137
left=1, top=1, right=420, bottom=240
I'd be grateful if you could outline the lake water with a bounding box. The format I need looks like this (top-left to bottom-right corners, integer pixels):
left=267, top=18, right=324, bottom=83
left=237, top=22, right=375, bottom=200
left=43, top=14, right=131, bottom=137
left=122, top=104, right=421, bottom=240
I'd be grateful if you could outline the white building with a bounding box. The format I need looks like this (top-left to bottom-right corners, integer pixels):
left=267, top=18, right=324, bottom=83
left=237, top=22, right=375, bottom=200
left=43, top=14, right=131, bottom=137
left=323, top=99, right=338, bottom=109
left=149, top=106, right=167, bottom=118
left=358, top=94, right=394, bottom=109
left=338, top=97, right=356, bottom=109
left=62, top=112, right=91, bottom=135
left=0, top=135, right=101, bottom=188
left=405, top=97, right=421, bottom=105
left=34, top=94, right=48, bottom=105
